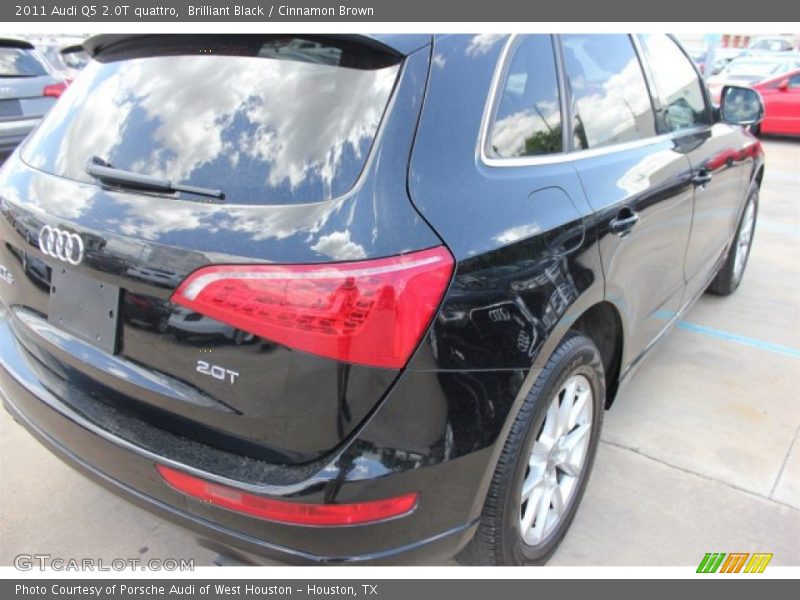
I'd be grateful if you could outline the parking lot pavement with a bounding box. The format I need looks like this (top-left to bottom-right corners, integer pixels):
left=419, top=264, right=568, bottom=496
left=1, top=139, right=798, bottom=568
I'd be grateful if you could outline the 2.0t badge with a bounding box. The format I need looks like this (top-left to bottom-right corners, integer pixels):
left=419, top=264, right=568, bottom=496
left=38, top=225, right=84, bottom=266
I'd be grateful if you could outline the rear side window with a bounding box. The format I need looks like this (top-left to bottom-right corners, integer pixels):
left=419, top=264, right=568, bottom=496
left=0, top=47, right=48, bottom=77
left=486, top=35, right=563, bottom=158
left=640, top=34, right=710, bottom=133
left=62, top=48, right=89, bottom=70
left=22, top=36, right=401, bottom=206
left=561, top=34, right=656, bottom=149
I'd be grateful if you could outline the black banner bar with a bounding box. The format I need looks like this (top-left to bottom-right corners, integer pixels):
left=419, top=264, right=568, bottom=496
left=3, top=0, right=799, bottom=22
left=4, top=579, right=800, bottom=600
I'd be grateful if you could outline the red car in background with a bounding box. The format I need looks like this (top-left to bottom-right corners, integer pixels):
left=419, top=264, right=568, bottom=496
left=751, top=69, right=800, bottom=136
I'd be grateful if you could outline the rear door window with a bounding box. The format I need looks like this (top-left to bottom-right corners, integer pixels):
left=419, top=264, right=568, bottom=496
left=639, top=34, right=711, bottom=133
left=561, top=34, right=657, bottom=149
left=22, top=36, right=401, bottom=206
left=486, top=35, right=563, bottom=158
left=789, top=73, right=800, bottom=88
left=0, top=47, right=48, bottom=77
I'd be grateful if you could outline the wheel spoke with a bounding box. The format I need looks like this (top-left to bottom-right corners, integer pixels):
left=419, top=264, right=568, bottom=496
left=521, top=486, right=544, bottom=533
left=557, top=379, right=577, bottom=434
left=543, top=396, right=560, bottom=439
left=551, top=482, right=565, bottom=515
left=557, top=459, right=581, bottom=477
left=521, top=469, right=544, bottom=501
left=568, top=388, right=591, bottom=430
left=529, top=440, right=550, bottom=467
left=531, top=484, right=554, bottom=543
left=561, top=423, right=590, bottom=453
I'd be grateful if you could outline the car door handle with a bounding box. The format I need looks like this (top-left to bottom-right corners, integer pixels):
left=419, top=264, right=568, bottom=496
left=609, top=208, right=639, bottom=238
left=692, top=170, right=713, bottom=187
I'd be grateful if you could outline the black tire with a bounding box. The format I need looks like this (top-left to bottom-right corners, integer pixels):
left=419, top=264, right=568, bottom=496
left=707, top=184, right=759, bottom=296
left=459, top=332, right=605, bottom=565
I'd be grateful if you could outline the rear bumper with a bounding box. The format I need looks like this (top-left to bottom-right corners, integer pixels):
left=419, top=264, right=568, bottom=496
left=0, top=308, right=488, bottom=564
left=0, top=118, right=39, bottom=154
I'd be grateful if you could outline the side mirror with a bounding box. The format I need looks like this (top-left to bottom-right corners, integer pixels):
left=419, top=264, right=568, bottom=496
left=719, top=85, right=764, bottom=126
left=777, top=78, right=790, bottom=91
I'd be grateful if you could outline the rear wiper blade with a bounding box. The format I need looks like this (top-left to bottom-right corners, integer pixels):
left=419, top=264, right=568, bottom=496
left=84, top=156, right=224, bottom=200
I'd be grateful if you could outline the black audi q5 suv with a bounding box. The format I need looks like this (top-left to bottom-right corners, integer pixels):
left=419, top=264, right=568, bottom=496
left=0, top=34, right=764, bottom=565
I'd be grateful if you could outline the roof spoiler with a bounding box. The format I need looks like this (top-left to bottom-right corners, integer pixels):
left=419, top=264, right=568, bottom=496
left=0, top=37, right=35, bottom=50
left=84, top=34, right=429, bottom=61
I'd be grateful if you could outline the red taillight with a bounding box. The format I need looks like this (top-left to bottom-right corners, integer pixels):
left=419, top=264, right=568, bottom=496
left=156, top=465, right=418, bottom=525
left=170, top=246, right=453, bottom=369
left=42, top=81, right=68, bottom=98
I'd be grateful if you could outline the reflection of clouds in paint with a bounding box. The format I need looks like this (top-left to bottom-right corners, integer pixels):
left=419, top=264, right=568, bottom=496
left=26, top=61, right=135, bottom=177
left=310, top=230, right=367, bottom=260
left=493, top=223, right=542, bottom=244
left=23, top=54, right=398, bottom=205
left=221, top=202, right=334, bottom=242
left=641, top=34, right=699, bottom=107
left=490, top=100, right=560, bottom=158
left=27, top=175, right=96, bottom=220
left=573, top=59, right=654, bottom=147
left=616, top=151, right=675, bottom=195
left=238, top=64, right=397, bottom=195
left=466, top=34, right=505, bottom=57
left=115, top=197, right=205, bottom=241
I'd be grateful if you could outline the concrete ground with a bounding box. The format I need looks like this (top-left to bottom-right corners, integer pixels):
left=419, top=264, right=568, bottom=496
left=1, top=138, right=798, bottom=568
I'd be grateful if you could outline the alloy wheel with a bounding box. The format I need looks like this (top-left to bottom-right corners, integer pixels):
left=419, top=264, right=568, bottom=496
left=519, top=374, right=594, bottom=546
left=733, top=197, right=756, bottom=282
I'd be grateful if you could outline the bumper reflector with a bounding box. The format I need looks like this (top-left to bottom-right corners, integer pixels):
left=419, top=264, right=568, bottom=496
left=156, top=465, right=418, bottom=526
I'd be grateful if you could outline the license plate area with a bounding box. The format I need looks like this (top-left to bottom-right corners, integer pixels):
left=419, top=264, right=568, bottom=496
left=0, top=99, right=22, bottom=118
left=49, top=268, right=121, bottom=354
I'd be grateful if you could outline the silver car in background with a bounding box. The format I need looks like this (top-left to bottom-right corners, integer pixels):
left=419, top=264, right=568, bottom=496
left=30, top=35, right=90, bottom=81
left=0, top=37, right=67, bottom=158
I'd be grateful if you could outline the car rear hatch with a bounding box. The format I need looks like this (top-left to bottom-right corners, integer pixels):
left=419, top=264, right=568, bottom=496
left=0, top=34, right=445, bottom=465
left=0, top=41, right=59, bottom=121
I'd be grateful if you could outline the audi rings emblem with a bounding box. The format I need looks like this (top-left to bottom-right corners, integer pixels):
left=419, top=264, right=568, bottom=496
left=38, top=226, right=85, bottom=266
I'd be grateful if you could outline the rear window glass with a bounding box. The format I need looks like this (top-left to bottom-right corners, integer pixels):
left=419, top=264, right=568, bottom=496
left=22, top=37, right=401, bottom=206
left=639, top=34, right=709, bottom=133
left=61, top=49, right=89, bottom=70
left=487, top=35, right=563, bottom=158
left=0, top=47, right=48, bottom=77
left=561, top=34, right=656, bottom=149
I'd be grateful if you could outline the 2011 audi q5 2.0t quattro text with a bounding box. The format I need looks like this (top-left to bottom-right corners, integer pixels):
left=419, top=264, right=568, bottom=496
left=0, top=34, right=765, bottom=565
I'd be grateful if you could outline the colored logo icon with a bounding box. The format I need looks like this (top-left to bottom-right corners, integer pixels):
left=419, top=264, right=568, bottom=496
left=697, top=552, right=773, bottom=573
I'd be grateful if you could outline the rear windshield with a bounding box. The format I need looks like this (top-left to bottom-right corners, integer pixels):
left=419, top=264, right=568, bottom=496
left=22, top=37, right=401, bottom=205
left=0, top=47, right=48, bottom=77
left=61, top=48, right=88, bottom=69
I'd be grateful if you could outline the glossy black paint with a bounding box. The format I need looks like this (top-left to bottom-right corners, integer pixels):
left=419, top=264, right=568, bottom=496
left=0, top=34, right=764, bottom=564
left=0, top=42, right=439, bottom=464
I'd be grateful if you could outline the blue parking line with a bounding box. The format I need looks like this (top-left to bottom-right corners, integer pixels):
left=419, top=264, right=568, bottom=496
left=653, top=309, right=800, bottom=358
left=674, top=319, right=800, bottom=359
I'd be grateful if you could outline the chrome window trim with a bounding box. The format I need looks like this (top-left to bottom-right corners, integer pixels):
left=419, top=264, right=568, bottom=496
left=477, top=34, right=710, bottom=169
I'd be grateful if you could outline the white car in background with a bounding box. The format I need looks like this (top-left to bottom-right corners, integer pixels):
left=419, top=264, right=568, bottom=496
left=27, top=35, right=89, bottom=81
left=707, top=53, right=800, bottom=101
